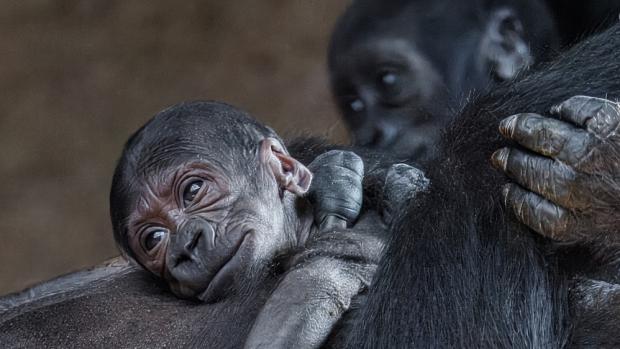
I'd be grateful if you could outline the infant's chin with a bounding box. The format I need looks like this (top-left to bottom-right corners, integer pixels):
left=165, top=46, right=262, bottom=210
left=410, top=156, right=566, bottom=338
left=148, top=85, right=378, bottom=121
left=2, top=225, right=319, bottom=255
left=168, top=279, right=205, bottom=300
left=165, top=264, right=214, bottom=299
left=197, top=233, right=256, bottom=303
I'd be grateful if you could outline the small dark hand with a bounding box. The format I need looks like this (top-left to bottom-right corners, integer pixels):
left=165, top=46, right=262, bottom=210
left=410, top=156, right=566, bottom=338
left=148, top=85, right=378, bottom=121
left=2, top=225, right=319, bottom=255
left=307, top=150, right=364, bottom=232
left=381, top=163, right=429, bottom=225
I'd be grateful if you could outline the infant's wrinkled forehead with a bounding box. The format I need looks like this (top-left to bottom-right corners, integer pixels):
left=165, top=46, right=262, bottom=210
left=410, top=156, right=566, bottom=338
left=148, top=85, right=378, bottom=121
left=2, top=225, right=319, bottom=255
left=124, top=101, right=281, bottom=173
left=143, top=101, right=275, bottom=147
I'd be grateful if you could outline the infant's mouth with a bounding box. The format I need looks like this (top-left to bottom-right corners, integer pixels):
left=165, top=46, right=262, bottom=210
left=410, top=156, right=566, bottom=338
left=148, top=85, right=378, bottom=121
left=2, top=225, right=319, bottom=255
left=198, top=231, right=252, bottom=303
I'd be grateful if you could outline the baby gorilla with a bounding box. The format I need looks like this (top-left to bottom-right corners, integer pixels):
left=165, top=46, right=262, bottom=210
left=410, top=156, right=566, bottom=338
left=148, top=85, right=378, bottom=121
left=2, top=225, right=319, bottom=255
left=110, top=101, right=426, bottom=349
left=246, top=150, right=425, bottom=349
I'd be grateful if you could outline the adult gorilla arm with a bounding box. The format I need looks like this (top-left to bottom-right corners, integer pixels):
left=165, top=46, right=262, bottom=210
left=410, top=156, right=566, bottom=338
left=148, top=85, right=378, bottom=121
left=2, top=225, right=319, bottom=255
left=0, top=257, right=130, bottom=315
left=493, top=96, right=620, bottom=285
left=493, top=95, right=620, bottom=346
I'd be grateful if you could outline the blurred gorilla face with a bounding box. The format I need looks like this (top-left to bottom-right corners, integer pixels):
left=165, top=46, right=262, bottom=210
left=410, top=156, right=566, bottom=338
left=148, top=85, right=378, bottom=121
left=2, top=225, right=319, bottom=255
left=330, top=37, right=448, bottom=159
left=328, top=1, right=539, bottom=159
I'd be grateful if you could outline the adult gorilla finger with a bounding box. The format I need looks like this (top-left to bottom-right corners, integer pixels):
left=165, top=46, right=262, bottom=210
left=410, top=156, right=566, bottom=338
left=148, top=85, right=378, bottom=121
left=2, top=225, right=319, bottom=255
left=550, top=95, right=620, bottom=137
left=498, top=113, right=596, bottom=165
left=491, top=147, right=589, bottom=210
left=502, top=183, right=576, bottom=240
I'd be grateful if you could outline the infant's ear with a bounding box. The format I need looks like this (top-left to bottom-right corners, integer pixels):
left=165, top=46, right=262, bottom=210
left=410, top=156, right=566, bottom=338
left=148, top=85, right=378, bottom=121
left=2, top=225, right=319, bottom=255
left=259, top=138, right=313, bottom=195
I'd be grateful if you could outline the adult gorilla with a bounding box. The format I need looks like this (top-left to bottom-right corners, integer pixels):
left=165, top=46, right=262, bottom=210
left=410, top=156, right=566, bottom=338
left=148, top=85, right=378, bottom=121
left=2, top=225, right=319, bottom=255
left=336, top=23, right=620, bottom=348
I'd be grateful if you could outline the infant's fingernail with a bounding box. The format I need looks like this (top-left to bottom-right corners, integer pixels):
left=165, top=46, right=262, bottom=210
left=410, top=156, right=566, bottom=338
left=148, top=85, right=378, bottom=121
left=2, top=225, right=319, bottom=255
left=491, top=148, right=510, bottom=171
left=499, top=114, right=519, bottom=138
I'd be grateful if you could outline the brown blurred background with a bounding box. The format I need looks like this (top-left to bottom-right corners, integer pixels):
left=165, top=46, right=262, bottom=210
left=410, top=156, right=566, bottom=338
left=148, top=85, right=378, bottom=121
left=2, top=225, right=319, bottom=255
left=0, top=0, right=349, bottom=295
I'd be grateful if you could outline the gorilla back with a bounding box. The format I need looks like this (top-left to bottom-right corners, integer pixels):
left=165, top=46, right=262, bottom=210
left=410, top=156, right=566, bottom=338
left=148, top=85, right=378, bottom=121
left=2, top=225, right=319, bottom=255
left=339, top=23, right=620, bottom=348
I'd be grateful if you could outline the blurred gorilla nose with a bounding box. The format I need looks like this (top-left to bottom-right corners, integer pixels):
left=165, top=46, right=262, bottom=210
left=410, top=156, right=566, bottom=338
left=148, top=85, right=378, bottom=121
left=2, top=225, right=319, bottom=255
left=355, top=121, right=399, bottom=148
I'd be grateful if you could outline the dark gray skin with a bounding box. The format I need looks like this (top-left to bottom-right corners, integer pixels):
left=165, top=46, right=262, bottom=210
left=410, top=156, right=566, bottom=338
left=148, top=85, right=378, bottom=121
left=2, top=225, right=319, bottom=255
left=328, top=0, right=559, bottom=158
left=493, top=96, right=620, bottom=243
left=307, top=150, right=365, bottom=232
left=306, top=149, right=428, bottom=231
left=111, top=102, right=321, bottom=303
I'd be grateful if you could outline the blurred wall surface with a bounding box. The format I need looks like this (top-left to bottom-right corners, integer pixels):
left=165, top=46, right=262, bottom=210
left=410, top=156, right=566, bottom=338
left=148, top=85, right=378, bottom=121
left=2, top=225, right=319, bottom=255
left=0, top=0, right=348, bottom=295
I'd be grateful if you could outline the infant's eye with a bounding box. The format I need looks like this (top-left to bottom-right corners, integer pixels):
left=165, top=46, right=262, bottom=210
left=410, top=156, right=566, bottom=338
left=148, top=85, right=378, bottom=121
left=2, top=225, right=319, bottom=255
left=183, top=180, right=204, bottom=206
left=143, top=229, right=167, bottom=252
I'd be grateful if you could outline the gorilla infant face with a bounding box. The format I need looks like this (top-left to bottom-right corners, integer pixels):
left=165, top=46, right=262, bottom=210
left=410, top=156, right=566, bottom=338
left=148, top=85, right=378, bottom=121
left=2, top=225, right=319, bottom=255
left=126, top=160, right=285, bottom=302
left=110, top=102, right=312, bottom=302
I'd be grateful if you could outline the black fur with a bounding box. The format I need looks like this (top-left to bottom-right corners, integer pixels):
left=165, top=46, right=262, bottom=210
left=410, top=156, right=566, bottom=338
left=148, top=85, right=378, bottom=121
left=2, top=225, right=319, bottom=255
left=545, top=0, right=620, bottom=46
left=339, top=23, right=620, bottom=348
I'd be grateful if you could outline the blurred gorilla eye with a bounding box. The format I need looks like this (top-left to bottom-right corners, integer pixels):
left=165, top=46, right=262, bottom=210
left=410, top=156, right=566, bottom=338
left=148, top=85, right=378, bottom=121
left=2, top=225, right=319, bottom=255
left=183, top=179, right=204, bottom=206
left=377, top=71, right=402, bottom=92
left=143, top=229, right=167, bottom=252
left=381, top=72, right=398, bottom=86
left=377, top=70, right=405, bottom=102
left=350, top=98, right=365, bottom=113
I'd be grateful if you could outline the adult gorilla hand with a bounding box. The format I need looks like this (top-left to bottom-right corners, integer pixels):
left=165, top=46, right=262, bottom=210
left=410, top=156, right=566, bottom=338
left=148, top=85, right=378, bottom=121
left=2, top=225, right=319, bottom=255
left=491, top=95, right=620, bottom=241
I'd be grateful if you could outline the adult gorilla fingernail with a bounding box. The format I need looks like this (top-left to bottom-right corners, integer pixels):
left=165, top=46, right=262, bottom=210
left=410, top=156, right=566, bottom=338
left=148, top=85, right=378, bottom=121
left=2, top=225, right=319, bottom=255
left=499, top=114, right=519, bottom=137
left=490, top=148, right=510, bottom=171
left=501, top=184, right=512, bottom=208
